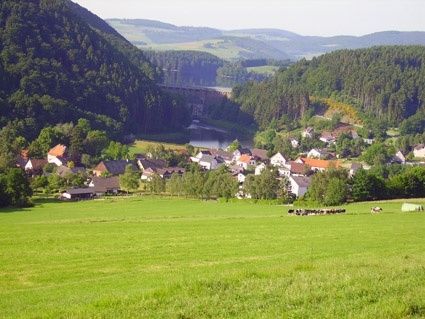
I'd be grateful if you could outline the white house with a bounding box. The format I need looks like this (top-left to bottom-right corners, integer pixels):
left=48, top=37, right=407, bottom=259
left=199, top=155, right=218, bottom=170
left=308, top=148, right=334, bottom=160
left=289, top=175, right=311, bottom=198
left=237, top=154, right=256, bottom=170
left=278, top=166, right=290, bottom=177
left=414, top=144, right=425, bottom=158
left=47, top=144, right=67, bottom=166
left=232, top=148, right=251, bottom=162
left=24, top=158, right=47, bottom=173
left=308, top=148, right=321, bottom=159
left=191, top=150, right=212, bottom=163
left=255, top=163, right=266, bottom=176
left=270, top=152, right=287, bottom=167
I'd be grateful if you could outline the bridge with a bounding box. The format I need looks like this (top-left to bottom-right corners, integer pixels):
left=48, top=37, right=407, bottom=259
left=159, top=84, right=233, bottom=119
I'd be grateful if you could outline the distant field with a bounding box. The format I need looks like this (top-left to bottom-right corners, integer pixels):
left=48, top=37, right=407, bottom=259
left=144, top=39, right=250, bottom=61
left=1, top=197, right=425, bottom=318
left=247, top=65, right=280, bottom=75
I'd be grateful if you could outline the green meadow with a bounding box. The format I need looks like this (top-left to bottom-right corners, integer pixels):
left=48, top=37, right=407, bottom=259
left=1, top=197, right=425, bottom=318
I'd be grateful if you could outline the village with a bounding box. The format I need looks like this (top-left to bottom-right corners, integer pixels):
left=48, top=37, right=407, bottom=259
left=14, top=121, right=425, bottom=202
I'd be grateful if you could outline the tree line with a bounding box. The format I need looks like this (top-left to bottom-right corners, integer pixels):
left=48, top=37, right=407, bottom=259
left=305, top=166, right=425, bottom=206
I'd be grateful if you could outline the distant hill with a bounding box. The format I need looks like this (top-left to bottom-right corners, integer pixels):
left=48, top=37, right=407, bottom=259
left=0, top=1, right=189, bottom=138
left=107, top=19, right=425, bottom=61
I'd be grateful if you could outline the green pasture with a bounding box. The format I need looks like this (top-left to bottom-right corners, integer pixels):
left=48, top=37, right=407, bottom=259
left=1, top=197, right=425, bottom=318
left=247, top=65, right=280, bottom=75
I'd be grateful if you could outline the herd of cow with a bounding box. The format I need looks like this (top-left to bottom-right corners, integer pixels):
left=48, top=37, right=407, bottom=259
left=288, top=208, right=347, bottom=216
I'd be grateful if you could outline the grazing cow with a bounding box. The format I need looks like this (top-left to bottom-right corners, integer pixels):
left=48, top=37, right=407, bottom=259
left=371, top=207, right=383, bottom=214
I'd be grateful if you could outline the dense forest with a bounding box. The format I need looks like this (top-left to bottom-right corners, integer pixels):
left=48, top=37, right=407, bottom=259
left=143, top=50, right=275, bottom=87
left=143, top=50, right=224, bottom=87
left=0, top=0, right=190, bottom=140
left=232, top=79, right=310, bottom=130
left=234, top=46, right=425, bottom=130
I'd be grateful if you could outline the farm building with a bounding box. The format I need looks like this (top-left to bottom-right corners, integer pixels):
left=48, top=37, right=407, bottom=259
left=61, top=188, right=95, bottom=200
left=89, top=176, right=121, bottom=195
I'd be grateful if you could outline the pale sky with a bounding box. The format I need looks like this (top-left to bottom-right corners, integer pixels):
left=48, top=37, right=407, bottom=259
left=74, top=0, right=425, bottom=36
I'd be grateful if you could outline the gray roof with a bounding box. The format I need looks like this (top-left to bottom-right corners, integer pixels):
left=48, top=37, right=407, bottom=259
left=199, top=155, right=217, bottom=164
left=103, top=160, right=138, bottom=175
left=56, top=166, right=85, bottom=177
left=137, top=158, right=167, bottom=171
left=414, top=144, right=425, bottom=150
left=63, top=188, right=95, bottom=195
left=209, top=149, right=232, bottom=160
left=251, top=148, right=269, bottom=160
left=291, top=176, right=312, bottom=188
left=90, top=176, right=120, bottom=191
left=236, top=148, right=252, bottom=155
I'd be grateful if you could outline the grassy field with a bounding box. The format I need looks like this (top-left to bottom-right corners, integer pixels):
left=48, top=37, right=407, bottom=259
left=247, top=65, right=280, bottom=75
left=129, top=139, right=189, bottom=156
left=1, top=197, right=425, bottom=318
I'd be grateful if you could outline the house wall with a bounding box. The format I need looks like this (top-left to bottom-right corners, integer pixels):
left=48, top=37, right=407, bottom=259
left=24, top=161, right=33, bottom=171
left=93, top=162, right=108, bottom=177
left=48, top=155, right=63, bottom=167
left=414, top=148, right=425, bottom=158
left=270, top=154, right=286, bottom=167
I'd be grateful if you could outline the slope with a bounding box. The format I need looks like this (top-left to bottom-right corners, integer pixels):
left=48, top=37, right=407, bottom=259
left=107, top=19, right=425, bottom=61
left=0, top=0, right=189, bottom=137
left=234, top=46, right=425, bottom=128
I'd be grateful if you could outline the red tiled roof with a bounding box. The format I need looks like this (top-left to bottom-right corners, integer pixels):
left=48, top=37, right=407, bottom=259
left=48, top=144, right=67, bottom=157
left=300, top=157, right=340, bottom=169
left=251, top=148, right=268, bottom=160
left=289, top=162, right=309, bottom=175
left=239, top=154, right=253, bottom=164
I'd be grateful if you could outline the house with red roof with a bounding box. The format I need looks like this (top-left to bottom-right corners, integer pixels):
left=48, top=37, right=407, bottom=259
left=47, top=144, right=68, bottom=166
left=299, top=157, right=340, bottom=172
left=237, top=154, right=256, bottom=169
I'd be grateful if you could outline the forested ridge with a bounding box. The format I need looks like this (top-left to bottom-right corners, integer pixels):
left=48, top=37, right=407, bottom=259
left=143, top=50, right=224, bottom=87
left=0, top=0, right=190, bottom=139
left=234, top=46, right=425, bottom=129
left=143, top=50, right=273, bottom=87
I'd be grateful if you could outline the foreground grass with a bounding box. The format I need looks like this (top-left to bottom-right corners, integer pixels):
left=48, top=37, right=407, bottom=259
left=1, top=197, right=425, bottom=318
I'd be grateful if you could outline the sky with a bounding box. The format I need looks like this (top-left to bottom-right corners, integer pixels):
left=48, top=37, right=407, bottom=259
left=73, top=0, right=425, bottom=36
